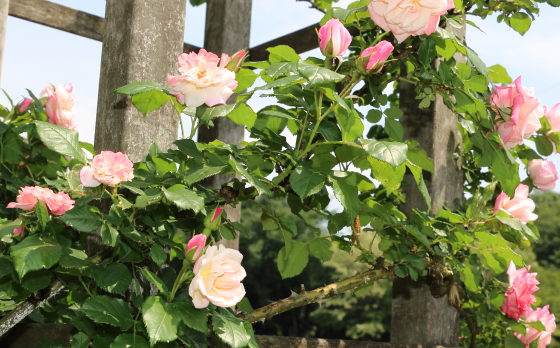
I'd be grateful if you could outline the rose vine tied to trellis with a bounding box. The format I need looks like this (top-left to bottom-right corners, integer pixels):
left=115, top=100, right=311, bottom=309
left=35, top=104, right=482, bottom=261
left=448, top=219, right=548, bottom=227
left=0, top=0, right=559, bottom=347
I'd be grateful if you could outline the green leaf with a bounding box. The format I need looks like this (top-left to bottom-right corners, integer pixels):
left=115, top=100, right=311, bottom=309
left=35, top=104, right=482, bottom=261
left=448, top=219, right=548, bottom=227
left=289, top=166, right=325, bottom=199
left=528, top=320, right=546, bottom=331
left=505, top=333, right=526, bottom=348
left=174, top=139, right=204, bottom=161
left=329, top=173, right=360, bottom=224
left=535, top=135, right=553, bottom=156
left=92, top=263, right=132, bottom=296
left=384, top=118, right=404, bottom=141
left=131, top=90, right=169, bottom=116
left=35, top=199, right=49, bottom=229
left=143, top=296, right=181, bottom=345
left=407, top=162, right=431, bottom=211
left=367, top=109, right=383, bottom=123
left=384, top=107, right=404, bottom=120
left=10, top=235, right=62, bottom=279
left=362, top=139, right=408, bottom=169
left=264, top=61, right=299, bottom=77
left=405, top=226, right=431, bottom=249
left=114, top=81, right=164, bottom=95
left=277, top=242, right=309, bottom=279
left=162, top=187, right=204, bottom=212
left=460, top=267, right=478, bottom=292
left=150, top=242, right=167, bottom=267
left=394, top=265, right=408, bottom=278
left=212, top=309, right=251, bottom=348
left=59, top=248, right=93, bottom=270
left=22, top=269, right=52, bottom=293
left=317, top=121, right=342, bottom=141
left=466, top=47, right=488, bottom=75
left=267, top=45, right=301, bottom=63
left=0, top=219, right=22, bottom=239
left=488, top=64, right=512, bottom=84
left=61, top=205, right=102, bottom=232
left=309, top=239, right=333, bottom=262
left=82, top=295, right=134, bottom=330
left=227, top=103, right=257, bottom=129
left=490, top=144, right=519, bottom=197
left=101, top=222, right=119, bottom=247
left=196, top=104, right=236, bottom=124
left=407, top=148, right=434, bottom=173
left=233, top=69, right=258, bottom=93
left=110, top=334, right=149, bottom=348
left=507, top=12, right=532, bottom=35
left=173, top=302, right=208, bottom=333
left=418, top=38, right=436, bottom=66
left=70, top=332, right=89, bottom=348
left=297, top=62, right=346, bottom=87
left=35, top=121, right=86, bottom=162
left=229, top=156, right=272, bottom=195
left=335, top=106, right=364, bottom=142
left=140, top=269, right=170, bottom=297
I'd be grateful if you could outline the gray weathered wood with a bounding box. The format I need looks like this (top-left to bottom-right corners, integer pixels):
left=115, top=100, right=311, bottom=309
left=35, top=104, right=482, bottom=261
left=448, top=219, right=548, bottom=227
left=0, top=0, right=8, bottom=84
left=197, top=0, right=252, bottom=250
left=391, top=25, right=466, bottom=346
left=94, top=0, right=186, bottom=161
left=255, top=335, right=459, bottom=348
left=249, top=23, right=320, bottom=61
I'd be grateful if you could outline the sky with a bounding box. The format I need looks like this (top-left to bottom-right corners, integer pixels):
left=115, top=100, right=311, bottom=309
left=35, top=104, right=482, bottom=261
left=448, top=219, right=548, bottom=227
left=1, top=1, right=560, bottom=184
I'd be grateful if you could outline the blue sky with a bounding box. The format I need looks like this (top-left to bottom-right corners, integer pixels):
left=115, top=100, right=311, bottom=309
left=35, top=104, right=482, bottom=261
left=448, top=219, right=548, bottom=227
left=1, top=0, right=559, bottom=175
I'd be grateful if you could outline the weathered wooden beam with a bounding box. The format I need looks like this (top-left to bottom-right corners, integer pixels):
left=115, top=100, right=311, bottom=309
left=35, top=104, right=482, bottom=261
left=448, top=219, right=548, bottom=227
left=255, top=336, right=459, bottom=348
left=249, top=23, right=320, bottom=61
left=0, top=0, right=8, bottom=84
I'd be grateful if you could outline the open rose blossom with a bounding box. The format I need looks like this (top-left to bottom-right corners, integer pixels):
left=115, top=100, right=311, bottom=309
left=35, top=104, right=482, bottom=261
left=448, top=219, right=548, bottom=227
left=318, top=18, right=353, bottom=57
left=82, top=151, right=134, bottom=187
left=368, top=0, right=454, bottom=43
left=545, top=103, right=560, bottom=152
left=167, top=49, right=238, bottom=108
left=357, top=40, right=394, bottom=74
left=514, top=306, right=556, bottom=348
left=185, top=234, right=207, bottom=262
left=39, top=83, right=78, bottom=130
left=493, top=184, right=538, bottom=224
left=500, top=261, right=540, bottom=320
left=492, top=77, right=542, bottom=149
left=7, top=186, right=74, bottom=216
left=528, top=159, right=559, bottom=191
left=189, top=245, right=246, bottom=309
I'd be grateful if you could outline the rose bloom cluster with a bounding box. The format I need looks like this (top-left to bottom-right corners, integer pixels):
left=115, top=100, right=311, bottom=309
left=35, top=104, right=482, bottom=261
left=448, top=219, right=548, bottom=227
left=167, top=48, right=246, bottom=108
left=500, top=261, right=556, bottom=348
left=80, top=151, right=134, bottom=187
left=40, top=83, right=78, bottom=130
left=493, top=184, right=537, bottom=224
left=7, top=186, right=74, bottom=216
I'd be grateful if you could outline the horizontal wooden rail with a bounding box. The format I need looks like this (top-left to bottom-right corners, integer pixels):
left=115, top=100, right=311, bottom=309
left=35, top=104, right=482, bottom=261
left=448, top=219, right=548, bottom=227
left=8, top=0, right=319, bottom=59
left=256, top=336, right=461, bottom=348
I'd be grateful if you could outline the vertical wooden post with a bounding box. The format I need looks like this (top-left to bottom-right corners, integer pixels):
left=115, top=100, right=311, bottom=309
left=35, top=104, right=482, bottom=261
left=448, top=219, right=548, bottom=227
left=94, top=0, right=186, bottom=161
left=197, top=0, right=252, bottom=250
left=391, top=26, right=466, bottom=347
left=0, top=0, right=9, bottom=84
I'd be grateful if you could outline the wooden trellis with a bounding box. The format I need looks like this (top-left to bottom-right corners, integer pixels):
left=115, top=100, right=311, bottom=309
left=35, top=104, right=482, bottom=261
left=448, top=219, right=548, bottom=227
left=0, top=1, right=464, bottom=347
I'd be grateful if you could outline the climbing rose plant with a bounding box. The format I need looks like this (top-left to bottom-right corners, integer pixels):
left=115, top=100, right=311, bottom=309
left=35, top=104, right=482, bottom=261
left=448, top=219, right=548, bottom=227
left=0, top=0, right=559, bottom=347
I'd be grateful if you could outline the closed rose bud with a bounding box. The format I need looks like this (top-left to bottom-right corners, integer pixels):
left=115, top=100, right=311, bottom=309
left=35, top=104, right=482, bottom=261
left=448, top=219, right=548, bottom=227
left=225, top=49, right=248, bottom=73
left=528, top=159, right=558, bottom=191
left=318, top=18, right=352, bottom=58
left=13, top=219, right=24, bottom=237
left=356, top=40, right=394, bottom=74
left=16, top=98, right=33, bottom=113
left=185, top=234, right=207, bottom=262
left=203, top=207, right=223, bottom=230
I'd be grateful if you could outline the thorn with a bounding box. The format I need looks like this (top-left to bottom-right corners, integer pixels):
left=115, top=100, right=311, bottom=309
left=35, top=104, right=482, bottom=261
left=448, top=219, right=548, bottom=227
left=289, top=289, right=298, bottom=297
left=300, top=284, right=306, bottom=293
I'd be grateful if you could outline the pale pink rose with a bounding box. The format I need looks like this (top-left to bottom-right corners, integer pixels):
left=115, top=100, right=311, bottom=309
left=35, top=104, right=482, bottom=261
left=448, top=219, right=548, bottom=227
left=493, top=184, right=538, bottom=224
left=43, top=191, right=75, bottom=216
left=90, top=151, right=134, bottom=186
left=7, top=186, right=50, bottom=211
left=544, top=103, right=560, bottom=153
left=500, top=261, right=540, bottom=320
left=39, top=83, right=78, bottom=130
left=185, top=234, right=207, bottom=262
left=368, top=0, right=454, bottom=43
left=167, top=49, right=238, bottom=108
left=13, top=219, right=24, bottom=237
left=79, top=166, right=102, bottom=188
left=528, top=159, right=558, bottom=191
left=318, top=18, right=353, bottom=57
left=357, top=40, right=394, bottom=74
left=492, top=77, right=542, bottom=149
left=514, top=305, right=556, bottom=348
left=16, top=98, right=33, bottom=113
left=189, top=245, right=246, bottom=309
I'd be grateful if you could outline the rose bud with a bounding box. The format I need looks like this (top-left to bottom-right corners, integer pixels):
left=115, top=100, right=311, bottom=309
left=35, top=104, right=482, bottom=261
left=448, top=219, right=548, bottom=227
left=528, top=159, right=558, bottom=191
left=356, top=40, right=394, bottom=74
left=318, top=18, right=352, bottom=58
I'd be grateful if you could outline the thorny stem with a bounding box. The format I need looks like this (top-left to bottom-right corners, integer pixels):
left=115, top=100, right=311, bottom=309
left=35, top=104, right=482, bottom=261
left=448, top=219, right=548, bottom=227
left=453, top=302, right=478, bottom=348
left=170, top=260, right=190, bottom=302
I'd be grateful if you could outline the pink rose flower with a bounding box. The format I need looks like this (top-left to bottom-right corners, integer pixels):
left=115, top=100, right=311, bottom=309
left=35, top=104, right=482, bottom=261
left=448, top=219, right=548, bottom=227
left=79, top=165, right=102, bottom=188
left=493, top=184, right=537, bottom=224
left=185, top=234, right=207, bottom=262
left=545, top=103, right=560, bottom=153
left=357, top=40, right=394, bottom=74
left=7, top=186, right=74, bottom=216
left=16, top=98, right=33, bottom=113
left=189, top=245, right=246, bottom=309
left=89, top=151, right=134, bottom=186
left=43, top=191, right=74, bottom=216
left=514, top=305, right=556, bottom=348
left=528, top=159, right=558, bottom=191
left=492, top=77, right=543, bottom=149
left=224, top=49, right=248, bottom=73
left=39, top=83, right=78, bottom=130
left=500, top=261, right=539, bottom=321
left=368, top=0, right=454, bottom=43
left=167, top=49, right=238, bottom=108
left=318, top=18, right=353, bottom=57
left=13, top=219, right=24, bottom=237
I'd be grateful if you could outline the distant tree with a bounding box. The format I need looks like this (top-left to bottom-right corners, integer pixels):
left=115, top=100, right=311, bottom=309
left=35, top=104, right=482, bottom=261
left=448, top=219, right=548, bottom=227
left=532, top=192, right=560, bottom=268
